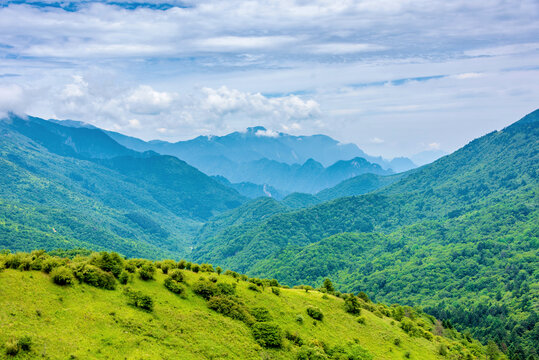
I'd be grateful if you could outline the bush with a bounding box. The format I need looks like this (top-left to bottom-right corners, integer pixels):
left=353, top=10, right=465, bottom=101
left=357, top=291, right=370, bottom=302
left=124, top=287, right=153, bottom=311
left=118, top=271, right=130, bottom=285
left=42, top=257, right=62, bottom=273
left=207, top=295, right=254, bottom=325
left=90, top=252, right=124, bottom=278
left=217, top=282, right=236, bottom=296
left=51, top=266, right=75, bottom=286
left=17, top=336, right=32, bottom=351
left=248, top=283, right=261, bottom=292
left=271, top=287, right=281, bottom=296
left=73, top=264, right=116, bottom=290
left=251, top=307, right=272, bottom=322
left=296, top=315, right=304, bottom=324
left=357, top=316, right=366, bottom=325
left=269, top=279, right=279, bottom=287
left=169, top=269, right=184, bottom=282
left=177, top=260, right=186, bottom=269
left=344, top=296, right=362, bottom=315
left=393, top=338, right=401, bottom=346
left=159, top=260, right=176, bottom=274
left=285, top=330, right=304, bottom=346
left=139, top=263, right=155, bottom=281
left=5, top=339, right=19, bottom=356
left=208, top=275, right=218, bottom=283
left=164, top=276, right=186, bottom=296
left=252, top=322, right=283, bottom=348
left=193, top=279, right=220, bottom=300
left=191, top=264, right=200, bottom=273
left=306, top=306, right=323, bottom=321
left=200, top=263, right=214, bottom=272
left=216, top=266, right=222, bottom=275
left=296, top=345, right=328, bottom=360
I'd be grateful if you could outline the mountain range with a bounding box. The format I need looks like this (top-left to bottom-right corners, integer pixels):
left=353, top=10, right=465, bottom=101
left=0, top=110, right=537, bottom=358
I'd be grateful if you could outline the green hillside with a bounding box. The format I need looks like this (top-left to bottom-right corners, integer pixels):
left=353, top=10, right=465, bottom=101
left=0, top=250, right=493, bottom=360
left=191, top=110, right=539, bottom=357
left=0, top=115, right=245, bottom=259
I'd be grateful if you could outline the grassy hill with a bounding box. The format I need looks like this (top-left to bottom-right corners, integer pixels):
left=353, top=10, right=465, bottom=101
left=190, top=110, right=539, bottom=357
left=0, top=250, right=493, bottom=360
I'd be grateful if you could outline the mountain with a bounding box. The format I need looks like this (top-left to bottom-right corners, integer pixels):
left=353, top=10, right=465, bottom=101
left=316, top=173, right=404, bottom=202
left=191, top=110, right=539, bottom=357
left=0, top=250, right=493, bottom=359
left=410, top=150, right=447, bottom=166
left=0, top=114, right=245, bottom=259
left=107, top=126, right=413, bottom=193
left=212, top=176, right=285, bottom=199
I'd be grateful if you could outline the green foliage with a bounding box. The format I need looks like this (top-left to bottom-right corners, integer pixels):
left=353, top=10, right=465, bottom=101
left=192, top=279, right=220, bottom=300
left=322, top=278, right=334, bottom=293
left=271, top=287, right=281, bottom=296
left=50, top=266, right=75, bottom=286
left=73, top=264, right=116, bottom=290
left=207, top=295, right=254, bottom=325
left=124, top=287, right=153, bottom=311
left=344, top=296, right=361, bottom=315
left=296, top=345, right=328, bottom=360
left=247, top=283, right=261, bottom=292
left=90, top=252, right=124, bottom=278
left=17, top=336, right=32, bottom=352
left=284, top=330, right=304, bottom=346
left=252, top=322, right=283, bottom=348
left=164, top=276, right=186, bottom=296
left=216, top=282, right=236, bottom=296
left=306, top=306, right=323, bottom=321
left=138, top=263, right=155, bottom=281
left=118, top=270, right=130, bottom=284
left=4, top=339, right=19, bottom=356
left=251, top=307, right=272, bottom=322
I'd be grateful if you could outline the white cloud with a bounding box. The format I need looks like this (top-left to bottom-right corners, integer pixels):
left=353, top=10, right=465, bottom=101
left=308, top=43, right=387, bottom=55
left=0, top=84, right=25, bottom=116
left=126, top=85, right=175, bottom=115
left=370, top=137, right=385, bottom=144
left=428, top=142, right=441, bottom=150
left=255, top=129, right=279, bottom=138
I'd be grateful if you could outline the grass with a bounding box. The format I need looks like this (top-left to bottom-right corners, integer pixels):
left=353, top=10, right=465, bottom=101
left=0, top=265, right=486, bottom=359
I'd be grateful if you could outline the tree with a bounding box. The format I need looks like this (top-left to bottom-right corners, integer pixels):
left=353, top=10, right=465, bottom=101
left=322, top=278, right=335, bottom=293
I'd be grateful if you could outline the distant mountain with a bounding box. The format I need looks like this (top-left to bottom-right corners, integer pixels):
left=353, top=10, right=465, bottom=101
left=0, top=114, right=245, bottom=258
left=212, top=176, right=285, bottom=199
left=107, top=126, right=414, bottom=192
left=410, top=149, right=447, bottom=166
left=191, top=110, right=539, bottom=356
left=316, top=173, right=404, bottom=202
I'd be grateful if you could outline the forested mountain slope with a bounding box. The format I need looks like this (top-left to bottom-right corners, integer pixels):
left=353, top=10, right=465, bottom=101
left=0, top=115, right=245, bottom=259
left=191, top=110, right=539, bottom=358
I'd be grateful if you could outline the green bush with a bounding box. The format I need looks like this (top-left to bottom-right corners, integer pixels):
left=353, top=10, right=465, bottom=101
left=252, top=322, right=283, bottom=348
left=42, top=257, right=62, bottom=273
left=124, top=261, right=137, bottom=273
left=17, top=336, right=32, bottom=351
left=73, top=264, right=116, bottom=290
left=169, top=269, right=184, bottom=282
left=159, top=260, right=176, bottom=274
left=216, top=282, right=236, bottom=296
left=393, top=338, right=401, bottom=346
left=200, top=263, right=214, bottom=272
left=208, top=275, right=218, bottom=283
left=248, top=283, right=261, bottom=292
left=191, top=264, right=200, bottom=273
left=192, top=279, right=220, bottom=300
left=90, top=252, right=124, bottom=278
left=357, top=316, right=366, bottom=325
left=139, top=263, right=155, bottom=281
left=5, top=339, right=19, bottom=356
left=207, top=295, right=254, bottom=325
left=118, top=271, right=130, bottom=285
left=306, top=306, right=323, bottom=321
left=164, top=276, right=186, bottom=296
left=296, top=315, right=304, bottom=324
left=124, top=287, right=154, bottom=311
left=177, top=259, right=186, bottom=269
left=296, top=345, right=328, bottom=359
left=251, top=307, right=272, bottom=322
left=344, top=296, right=362, bottom=315
left=271, top=287, right=281, bottom=296
left=285, top=330, right=304, bottom=346
left=51, top=266, right=75, bottom=286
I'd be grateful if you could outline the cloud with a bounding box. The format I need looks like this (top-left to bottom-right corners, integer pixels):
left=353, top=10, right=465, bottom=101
left=255, top=129, right=279, bottom=138
left=370, top=137, right=385, bottom=144
left=126, top=85, right=176, bottom=115
left=0, top=84, right=25, bottom=116
left=308, top=43, right=387, bottom=55
left=428, top=142, right=441, bottom=150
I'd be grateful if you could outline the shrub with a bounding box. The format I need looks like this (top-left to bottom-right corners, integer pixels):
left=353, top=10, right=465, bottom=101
left=191, top=264, right=200, bottom=273
left=159, top=260, right=176, bottom=274
left=271, top=287, right=281, bottom=296
left=251, top=307, right=272, bottom=322
left=306, top=306, right=323, bottom=321
left=207, top=295, right=254, bottom=325
left=124, top=287, right=153, bottom=311
left=296, top=345, right=328, bottom=360
left=248, top=283, right=261, bottom=292
left=438, top=344, right=447, bottom=356
left=5, top=339, right=19, bottom=356
left=285, top=330, right=304, bottom=346
left=357, top=316, right=366, bottom=325
left=322, top=278, right=335, bottom=293
left=217, top=282, right=236, bottom=296
left=357, top=291, right=370, bottom=302
left=252, top=323, right=283, bottom=348
left=169, top=269, right=184, bottom=282
left=164, top=276, right=186, bottom=296
left=177, top=259, right=186, bottom=269
left=344, top=296, right=362, bottom=315
left=393, top=338, right=401, bottom=346
left=296, top=315, right=304, bottom=324
left=200, top=263, right=214, bottom=272
left=90, top=252, right=124, bottom=278
left=51, top=266, right=75, bottom=286
left=208, top=275, right=218, bottom=283
left=73, top=264, right=116, bottom=290
left=269, top=279, right=279, bottom=287
left=216, top=266, right=222, bottom=275
left=42, top=257, right=62, bottom=273
left=139, top=263, right=155, bottom=281
left=118, top=271, right=130, bottom=284
left=193, top=279, right=220, bottom=300
left=17, top=336, right=32, bottom=351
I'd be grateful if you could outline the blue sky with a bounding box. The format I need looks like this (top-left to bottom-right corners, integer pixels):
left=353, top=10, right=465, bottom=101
left=0, top=0, right=538, bottom=158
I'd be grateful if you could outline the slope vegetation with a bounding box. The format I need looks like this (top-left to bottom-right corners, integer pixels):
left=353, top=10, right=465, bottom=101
left=0, top=251, right=492, bottom=360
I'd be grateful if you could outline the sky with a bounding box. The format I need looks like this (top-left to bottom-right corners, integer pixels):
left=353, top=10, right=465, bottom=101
left=0, top=0, right=538, bottom=159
